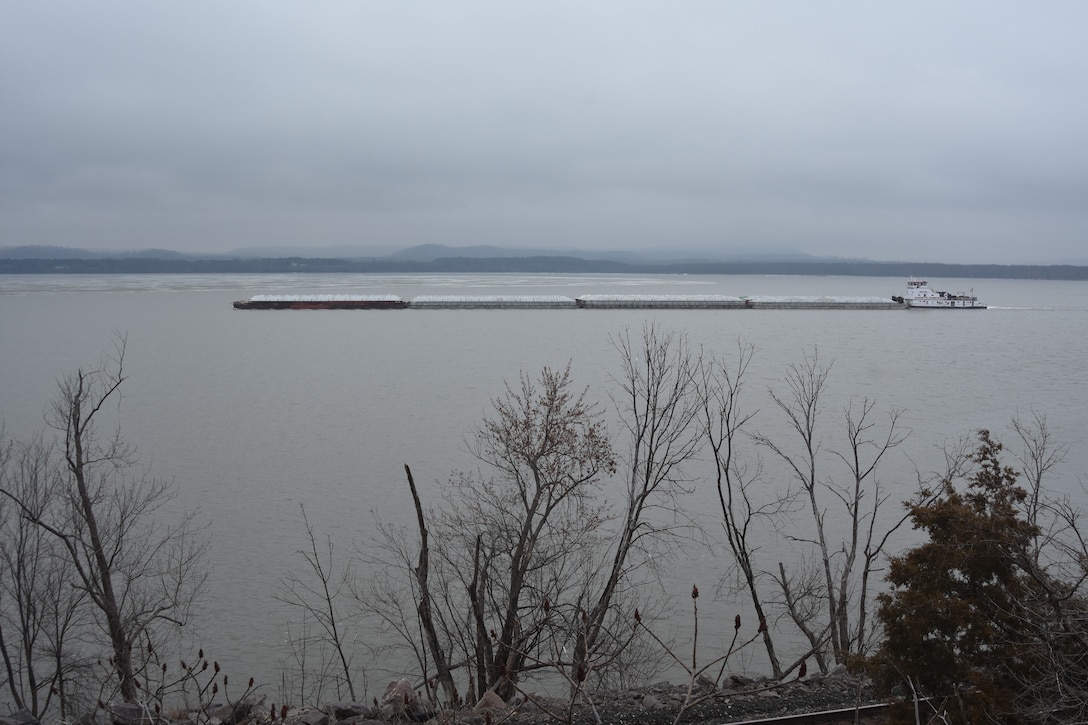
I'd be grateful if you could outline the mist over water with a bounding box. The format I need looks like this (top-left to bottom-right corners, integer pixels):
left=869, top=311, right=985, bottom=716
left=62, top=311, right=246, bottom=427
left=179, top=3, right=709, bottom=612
left=2, top=273, right=1086, bottom=693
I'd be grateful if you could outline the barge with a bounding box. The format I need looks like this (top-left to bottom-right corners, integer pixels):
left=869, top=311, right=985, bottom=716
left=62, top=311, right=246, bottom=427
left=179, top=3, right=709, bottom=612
left=234, top=280, right=983, bottom=311
left=233, top=294, right=907, bottom=310
left=408, top=295, right=578, bottom=309
left=232, top=294, right=407, bottom=310
left=576, top=295, right=748, bottom=309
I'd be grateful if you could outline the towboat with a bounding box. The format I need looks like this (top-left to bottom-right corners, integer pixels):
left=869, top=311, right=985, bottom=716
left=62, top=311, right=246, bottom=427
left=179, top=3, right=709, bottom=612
left=893, top=277, right=986, bottom=309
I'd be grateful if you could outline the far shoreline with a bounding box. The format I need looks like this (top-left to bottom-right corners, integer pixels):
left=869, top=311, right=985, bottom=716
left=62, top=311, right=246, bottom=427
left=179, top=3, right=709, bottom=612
left=2, top=255, right=1087, bottom=281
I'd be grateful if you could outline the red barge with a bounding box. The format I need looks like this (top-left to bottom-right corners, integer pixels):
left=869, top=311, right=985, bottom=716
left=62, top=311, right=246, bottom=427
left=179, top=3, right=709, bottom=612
left=232, top=295, right=407, bottom=310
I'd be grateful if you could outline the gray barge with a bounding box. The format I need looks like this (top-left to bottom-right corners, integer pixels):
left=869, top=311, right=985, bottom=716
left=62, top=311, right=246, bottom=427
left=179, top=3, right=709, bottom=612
left=233, top=294, right=907, bottom=310
left=232, top=294, right=407, bottom=310
left=407, top=295, right=578, bottom=309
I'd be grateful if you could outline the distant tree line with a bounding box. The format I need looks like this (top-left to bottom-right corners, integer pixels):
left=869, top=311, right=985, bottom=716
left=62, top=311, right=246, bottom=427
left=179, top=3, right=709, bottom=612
left=1, top=255, right=1086, bottom=280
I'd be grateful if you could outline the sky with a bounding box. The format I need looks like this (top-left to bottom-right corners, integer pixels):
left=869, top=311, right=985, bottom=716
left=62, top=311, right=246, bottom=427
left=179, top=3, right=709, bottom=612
left=2, top=2, right=1087, bottom=264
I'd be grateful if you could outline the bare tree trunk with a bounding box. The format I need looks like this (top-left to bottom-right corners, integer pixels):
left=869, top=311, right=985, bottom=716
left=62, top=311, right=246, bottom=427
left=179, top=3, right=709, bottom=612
left=404, top=465, right=456, bottom=704
left=829, top=400, right=905, bottom=654
left=756, top=350, right=908, bottom=666
left=575, top=325, right=702, bottom=681
left=491, top=492, right=542, bottom=700
left=1011, top=411, right=1068, bottom=563
left=65, top=366, right=139, bottom=701
left=700, top=341, right=785, bottom=679
left=2, top=338, right=206, bottom=705
left=0, top=433, right=88, bottom=721
left=277, top=505, right=359, bottom=701
left=0, top=622, right=28, bottom=713
left=775, top=563, right=829, bottom=673
left=755, top=351, right=841, bottom=663
left=468, top=535, right=490, bottom=701
left=719, top=486, right=783, bottom=677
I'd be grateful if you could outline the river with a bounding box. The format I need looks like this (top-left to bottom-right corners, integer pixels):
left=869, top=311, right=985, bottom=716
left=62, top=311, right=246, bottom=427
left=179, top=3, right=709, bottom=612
left=1, top=272, right=1085, bottom=699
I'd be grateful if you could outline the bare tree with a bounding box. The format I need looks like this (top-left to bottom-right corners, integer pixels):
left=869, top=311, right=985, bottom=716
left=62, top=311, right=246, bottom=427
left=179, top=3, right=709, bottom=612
left=0, top=338, right=207, bottom=703
left=826, top=398, right=907, bottom=656
left=752, top=349, right=907, bottom=667
left=278, top=504, right=363, bottom=703
left=403, top=464, right=456, bottom=705
left=1011, top=409, right=1069, bottom=561
left=0, top=432, right=91, bottom=720
left=1005, top=413, right=1087, bottom=721
left=752, top=350, right=834, bottom=666
left=374, top=329, right=713, bottom=704
left=573, top=325, right=704, bottom=683
left=373, top=333, right=916, bottom=702
left=433, top=364, right=616, bottom=700
left=698, top=339, right=788, bottom=678
left=361, top=517, right=448, bottom=702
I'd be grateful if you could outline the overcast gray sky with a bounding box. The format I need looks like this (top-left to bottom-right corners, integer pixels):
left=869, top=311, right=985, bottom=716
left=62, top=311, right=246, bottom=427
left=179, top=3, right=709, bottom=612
left=3, top=2, right=1087, bottom=264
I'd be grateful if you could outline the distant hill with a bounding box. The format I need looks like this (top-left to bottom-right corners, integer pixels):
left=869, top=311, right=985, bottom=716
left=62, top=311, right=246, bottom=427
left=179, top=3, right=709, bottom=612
left=388, top=244, right=531, bottom=262
left=221, top=244, right=402, bottom=259
left=230, top=242, right=824, bottom=265
left=1, top=246, right=1086, bottom=280
left=1, top=245, right=104, bottom=259
left=0, top=245, right=198, bottom=260
left=2, top=242, right=825, bottom=265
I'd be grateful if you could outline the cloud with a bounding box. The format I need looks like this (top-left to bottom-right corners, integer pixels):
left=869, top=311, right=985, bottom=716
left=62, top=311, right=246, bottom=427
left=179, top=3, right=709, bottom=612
left=3, top=1, right=1087, bottom=263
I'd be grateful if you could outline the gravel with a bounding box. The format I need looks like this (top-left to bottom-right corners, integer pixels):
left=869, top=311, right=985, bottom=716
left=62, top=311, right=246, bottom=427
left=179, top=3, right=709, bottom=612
left=469, top=671, right=880, bottom=725
left=160, top=671, right=883, bottom=725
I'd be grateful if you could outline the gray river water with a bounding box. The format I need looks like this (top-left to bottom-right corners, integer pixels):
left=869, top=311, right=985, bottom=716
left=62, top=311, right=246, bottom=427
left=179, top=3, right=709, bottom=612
left=2, top=272, right=1085, bottom=698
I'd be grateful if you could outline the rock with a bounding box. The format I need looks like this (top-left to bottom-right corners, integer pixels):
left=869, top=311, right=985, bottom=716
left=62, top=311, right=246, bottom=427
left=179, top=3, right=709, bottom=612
left=639, top=694, right=663, bottom=710
left=210, top=697, right=261, bottom=725
left=510, top=695, right=542, bottom=713
left=326, top=702, right=365, bottom=720
left=474, top=691, right=506, bottom=711
left=327, top=702, right=379, bottom=722
left=726, top=673, right=755, bottom=689
left=0, top=710, right=39, bottom=725
left=694, top=675, right=716, bottom=692
left=378, top=679, right=436, bottom=721
left=103, top=702, right=147, bottom=725
left=826, top=663, right=849, bottom=679
left=298, top=711, right=329, bottom=725
left=380, top=679, right=418, bottom=718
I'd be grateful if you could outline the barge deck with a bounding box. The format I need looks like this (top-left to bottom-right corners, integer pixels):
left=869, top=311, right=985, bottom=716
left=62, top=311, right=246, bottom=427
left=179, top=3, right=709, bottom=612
left=232, top=294, right=907, bottom=310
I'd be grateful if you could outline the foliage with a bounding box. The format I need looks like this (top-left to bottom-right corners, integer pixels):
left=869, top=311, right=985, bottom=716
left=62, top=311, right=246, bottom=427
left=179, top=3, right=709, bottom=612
left=870, top=429, right=1088, bottom=724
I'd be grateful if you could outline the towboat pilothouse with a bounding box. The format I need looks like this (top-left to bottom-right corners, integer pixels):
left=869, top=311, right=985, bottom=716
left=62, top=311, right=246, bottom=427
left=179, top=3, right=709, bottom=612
left=893, top=277, right=986, bottom=309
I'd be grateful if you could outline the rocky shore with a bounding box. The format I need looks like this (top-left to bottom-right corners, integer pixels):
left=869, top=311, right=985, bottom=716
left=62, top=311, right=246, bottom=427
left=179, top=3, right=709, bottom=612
left=1, top=667, right=885, bottom=725
left=466, top=669, right=880, bottom=725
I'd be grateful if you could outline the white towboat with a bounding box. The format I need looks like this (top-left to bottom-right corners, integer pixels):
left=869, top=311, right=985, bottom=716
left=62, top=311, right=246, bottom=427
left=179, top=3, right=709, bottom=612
left=894, top=277, right=986, bottom=309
